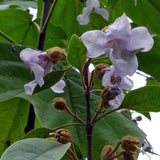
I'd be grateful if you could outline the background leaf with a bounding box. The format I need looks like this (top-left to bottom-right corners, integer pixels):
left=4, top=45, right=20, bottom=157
left=0, top=9, right=38, bottom=47
left=0, top=98, right=29, bottom=155
left=0, top=0, right=36, bottom=10
left=119, top=0, right=160, bottom=35
left=1, top=138, right=70, bottom=160
left=137, top=36, right=160, bottom=82
left=67, top=34, right=87, bottom=71
left=121, top=86, right=160, bottom=112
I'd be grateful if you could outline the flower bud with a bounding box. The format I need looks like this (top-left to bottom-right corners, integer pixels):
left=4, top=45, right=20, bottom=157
left=101, top=86, right=121, bottom=101
left=52, top=97, right=67, bottom=110
left=121, top=151, right=136, bottom=160
left=101, top=145, right=116, bottom=160
left=46, top=47, right=67, bottom=64
left=55, top=129, right=72, bottom=144
left=135, top=116, right=142, bottom=121
left=121, top=136, right=140, bottom=153
left=95, top=63, right=110, bottom=80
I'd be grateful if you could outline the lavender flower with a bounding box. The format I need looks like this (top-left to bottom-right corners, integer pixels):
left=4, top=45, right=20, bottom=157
left=77, top=0, right=108, bottom=25
left=20, top=48, right=65, bottom=95
left=102, top=66, right=133, bottom=109
left=81, top=13, right=154, bottom=76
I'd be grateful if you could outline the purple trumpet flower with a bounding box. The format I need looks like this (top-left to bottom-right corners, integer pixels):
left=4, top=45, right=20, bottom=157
left=81, top=13, right=154, bottom=76
left=20, top=48, right=65, bottom=95
left=77, top=0, right=109, bottom=25
left=102, top=66, right=133, bottom=109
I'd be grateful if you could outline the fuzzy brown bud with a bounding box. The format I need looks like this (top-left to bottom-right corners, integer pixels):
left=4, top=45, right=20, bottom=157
left=54, top=129, right=72, bottom=144
left=121, top=151, right=137, bottom=160
left=121, top=136, right=140, bottom=153
left=101, top=145, right=116, bottom=160
left=46, top=47, right=67, bottom=64
left=95, top=63, right=110, bottom=80
left=102, top=26, right=109, bottom=32
left=53, top=97, right=67, bottom=110
left=135, top=116, right=142, bottom=121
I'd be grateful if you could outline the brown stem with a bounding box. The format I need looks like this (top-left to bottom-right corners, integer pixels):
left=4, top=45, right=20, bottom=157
left=65, top=106, right=85, bottom=126
left=91, top=99, right=103, bottom=124
left=92, top=107, right=122, bottom=125
left=107, top=151, right=125, bottom=160
left=83, top=58, right=93, bottom=160
left=105, top=141, right=121, bottom=160
left=37, top=0, right=53, bottom=50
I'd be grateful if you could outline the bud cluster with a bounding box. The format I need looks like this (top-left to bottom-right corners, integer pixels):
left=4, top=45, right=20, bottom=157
left=101, top=135, right=140, bottom=160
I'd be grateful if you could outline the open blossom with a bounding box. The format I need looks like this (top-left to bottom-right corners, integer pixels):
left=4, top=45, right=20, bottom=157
left=81, top=13, right=154, bottom=76
left=102, top=66, right=133, bottom=109
left=77, top=0, right=108, bottom=25
left=20, top=48, right=65, bottom=95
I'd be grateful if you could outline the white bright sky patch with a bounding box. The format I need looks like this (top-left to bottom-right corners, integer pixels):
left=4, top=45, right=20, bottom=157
left=28, top=7, right=37, bottom=21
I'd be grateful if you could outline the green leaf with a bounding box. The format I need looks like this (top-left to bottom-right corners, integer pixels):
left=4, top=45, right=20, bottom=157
left=137, top=36, right=160, bottom=82
left=23, top=128, right=50, bottom=139
left=0, top=9, right=38, bottom=47
left=1, top=138, right=70, bottom=160
left=0, top=98, right=30, bottom=155
left=33, top=68, right=69, bottom=94
left=0, top=43, right=32, bottom=101
left=121, top=86, right=160, bottom=113
left=0, top=0, right=36, bottom=10
left=67, top=34, right=87, bottom=71
left=119, top=0, right=160, bottom=35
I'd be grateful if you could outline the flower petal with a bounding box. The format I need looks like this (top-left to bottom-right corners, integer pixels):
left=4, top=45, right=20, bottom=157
left=105, top=13, right=131, bottom=41
left=20, top=48, right=47, bottom=66
left=109, top=90, right=125, bottom=109
left=24, top=80, right=37, bottom=95
left=86, top=0, right=99, bottom=9
left=119, top=76, right=133, bottom=90
left=30, top=63, right=44, bottom=87
left=77, top=8, right=90, bottom=25
left=127, top=27, right=154, bottom=52
left=95, top=8, right=109, bottom=21
left=107, top=50, right=138, bottom=76
left=102, top=67, right=113, bottom=87
left=81, top=30, right=108, bottom=58
left=50, top=80, right=65, bottom=93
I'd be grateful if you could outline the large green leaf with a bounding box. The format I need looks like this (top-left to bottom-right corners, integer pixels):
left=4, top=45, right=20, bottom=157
left=137, top=36, right=160, bottom=82
left=1, top=138, right=70, bottom=160
left=119, top=0, right=160, bottom=35
left=0, top=43, right=145, bottom=159
left=0, top=98, right=29, bottom=155
left=67, top=34, right=87, bottom=71
left=121, top=86, right=160, bottom=112
left=0, top=9, right=38, bottom=47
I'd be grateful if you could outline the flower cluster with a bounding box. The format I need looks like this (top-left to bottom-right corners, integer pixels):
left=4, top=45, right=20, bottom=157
left=81, top=13, right=154, bottom=109
left=20, top=47, right=66, bottom=95
left=77, top=0, right=109, bottom=25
